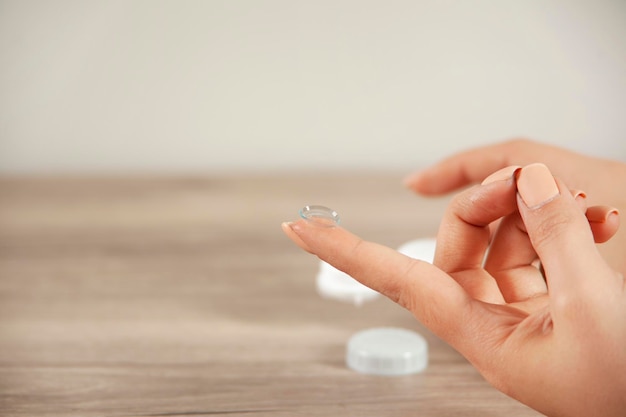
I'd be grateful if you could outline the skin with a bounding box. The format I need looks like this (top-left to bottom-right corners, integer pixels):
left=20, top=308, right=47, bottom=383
left=404, top=138, right=626, bottom=275
left=282, top=162, right=625, bottom=417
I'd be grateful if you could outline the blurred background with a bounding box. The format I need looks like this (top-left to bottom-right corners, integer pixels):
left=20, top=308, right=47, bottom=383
left=1, top=0, right=625, bottom=174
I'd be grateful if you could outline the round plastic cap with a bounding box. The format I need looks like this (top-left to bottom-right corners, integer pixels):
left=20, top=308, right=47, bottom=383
left=397, top=237, right=437, bottom=263
left=316, top=260, right=380, bottom=306
left=346, top=327, right=428, bottom=376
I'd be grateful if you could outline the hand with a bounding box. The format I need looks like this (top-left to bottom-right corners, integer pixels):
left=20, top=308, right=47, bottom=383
left=282, top=164, right=625, bottom=417
left=404, top=139, right=626, bottom=275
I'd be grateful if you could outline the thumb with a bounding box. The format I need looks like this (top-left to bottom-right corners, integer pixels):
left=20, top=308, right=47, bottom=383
left=516, top=163, right=612, bottom=300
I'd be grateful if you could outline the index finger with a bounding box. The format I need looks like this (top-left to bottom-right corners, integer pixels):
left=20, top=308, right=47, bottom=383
left=282, top=219, right=488, bottom=346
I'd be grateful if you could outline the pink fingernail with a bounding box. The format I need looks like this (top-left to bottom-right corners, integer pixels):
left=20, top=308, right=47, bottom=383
left=516, top=163, right=560, bottom=208
left=572, top=190, right=587, bottom=201
left=403, top=171, right=425, bottom=188
left=588, top=208, right=620, bottom=223
left=481, top=165, right=521, bottom=185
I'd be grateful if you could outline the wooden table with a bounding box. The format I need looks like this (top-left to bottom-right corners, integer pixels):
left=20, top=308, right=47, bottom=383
left=0, top=174, right=541, bottom=416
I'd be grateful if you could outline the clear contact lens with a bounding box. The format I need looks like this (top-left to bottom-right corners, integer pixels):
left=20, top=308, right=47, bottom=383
left=299, top=205, right=340, bottom=227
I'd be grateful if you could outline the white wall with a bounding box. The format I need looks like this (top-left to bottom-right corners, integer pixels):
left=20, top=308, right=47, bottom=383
left=1, top=0, right=625, bottom=174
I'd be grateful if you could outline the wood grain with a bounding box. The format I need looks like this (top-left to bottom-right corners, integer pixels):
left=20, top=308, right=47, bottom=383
left=0, top=174, right=541, bottom=416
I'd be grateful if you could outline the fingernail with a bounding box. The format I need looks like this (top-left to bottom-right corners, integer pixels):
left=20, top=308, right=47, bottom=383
left=403, top=171, right=424, bottom=188
left=605, top=210, right=620, bottom=224
left=481, top=165, right=521, bottom=185
left=517, top=163, right=560, bottom=208
left=572, top=190, right=587, bottom=202
left=587, top=208, right=620, bottom=223
left=281, top=221, right=313, bottom=253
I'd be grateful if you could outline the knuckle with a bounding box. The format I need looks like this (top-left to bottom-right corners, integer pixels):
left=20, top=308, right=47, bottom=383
left=348, top=237, right=365, bottom=259
left=392, top=258, right=422, bottom=307
left=550, top=267, right=617, bottom=326
left=448, top=186, right=486, bottom=225
left=527, top=207, right=573, bottom=250
left=551, top=291, right=594, bottom=325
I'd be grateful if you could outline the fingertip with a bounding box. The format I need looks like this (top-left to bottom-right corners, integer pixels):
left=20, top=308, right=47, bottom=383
left=281, top=221, right=314, bottom=253
left=403, top=169, right=430, bottom=193
left=403, top=166, right=468, bottom=196
left=586, top=206, right=620, bottom=223
left=516, top=163, right=560, bottom=209
left=587, top=208, right=620, bottom=244
left=605, top=210, right=621, bottom=241
left=571, top=189, right=587, bottom=201
left=606, top=209, right=620, bottom=228
left=572, top=189, right=587, bottom=212
left=480, top=165, right=521, bottom=185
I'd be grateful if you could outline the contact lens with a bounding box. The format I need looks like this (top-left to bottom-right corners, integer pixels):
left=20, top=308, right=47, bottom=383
left=299, top=205, right=340, bottom=227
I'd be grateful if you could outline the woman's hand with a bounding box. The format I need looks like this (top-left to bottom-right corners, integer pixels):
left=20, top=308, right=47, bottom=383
left=282, top=164, right=625, bottom=417
left=404, top=139, right=626, bottom=274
